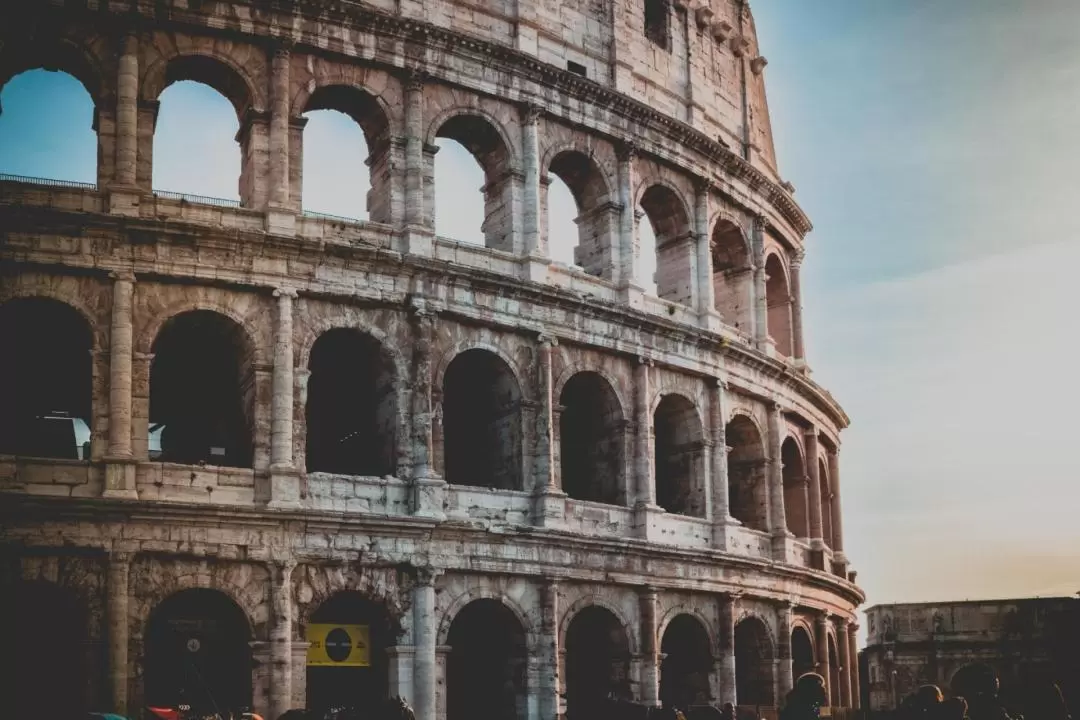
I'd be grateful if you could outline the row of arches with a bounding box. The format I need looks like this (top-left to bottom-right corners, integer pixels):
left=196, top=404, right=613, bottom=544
left=0, top=58, right=798, bottom=353
left=2, top=578, right=831, bottom=718
left=0, top=295, right=831, bottom=531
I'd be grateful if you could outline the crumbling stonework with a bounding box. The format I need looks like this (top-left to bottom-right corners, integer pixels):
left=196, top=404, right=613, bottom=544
left=0, top=1, right=861, bottom=719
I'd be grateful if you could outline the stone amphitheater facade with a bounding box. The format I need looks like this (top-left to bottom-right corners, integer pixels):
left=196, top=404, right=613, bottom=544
left=0, top=1, right=863, bottom=719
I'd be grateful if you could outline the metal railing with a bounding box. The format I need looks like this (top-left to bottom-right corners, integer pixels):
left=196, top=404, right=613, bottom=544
left=0, top=173, right=249, bottom=210
left=152, top=188, right=241, bottom=208
left=0, top=172, right=97, bottom=190
left=302, top=209, right=364, bottom=224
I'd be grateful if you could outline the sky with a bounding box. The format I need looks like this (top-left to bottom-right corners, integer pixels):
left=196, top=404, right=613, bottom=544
left=1, top=0, right=1079, bottom=625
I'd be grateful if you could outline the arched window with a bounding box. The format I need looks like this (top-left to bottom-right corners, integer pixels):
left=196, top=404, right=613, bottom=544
left=827, top=633, right=841, bottom=706
left=150, top=56, right=253, bottom=203
left=765, top=254, right=794, bottom=357
left=0, top=69, right=96, bottom=184
left=654, top=395, right=706, bottom=518
left=726, top=415, right=768, bottom=531
left=660, top=615, right=714, bottom=710
left=734, top=617, right=775, bottom=707
left=306, top=329, right=397, bottom=477
left=0, top=298, right=93, bottom=460
left=434, top=114, right=514, bottom=251
left=149, top=310, right=255, bottom=468
left=820, top=458, right=834, bottom=550
left=300, top=85, right=390, bottom=222
left=559, top=372, right=625, bottom=505
left=639, top=185, right=693, bottom=305
left=446, top=600, right=528, bottom=720
left=712, top=219, right=753, bottom=332
left=546, top=150, right=615, bottom=278
left=306, top=591, right=394, bottom=713
left=442, top=349, right=523, bottom=490
left=791, top=626, right=816, bottom=681
left=782, top=438, right=809, bottom=540
left=564, top=606, right=632, bottom=714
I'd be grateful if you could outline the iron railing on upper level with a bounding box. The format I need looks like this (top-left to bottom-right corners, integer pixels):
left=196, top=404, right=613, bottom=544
left=0, top=172, right=97, bottom=190
left=151, top=188, right=241, bottom=208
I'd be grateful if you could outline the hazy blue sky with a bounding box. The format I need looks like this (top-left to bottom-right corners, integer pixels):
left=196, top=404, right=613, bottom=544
left=1, top=1, right=1078, bottom=620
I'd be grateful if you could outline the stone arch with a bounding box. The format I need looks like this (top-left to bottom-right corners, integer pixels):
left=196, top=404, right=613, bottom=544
left=291, top=77, right=398, bottom=140
left=436, top=587, right=536, bottom=648
left=950, top=662, right=1000, bottom=700
left=711, top=214, right=754, bottom=333
left=0, top=35, right=106, bottom=107
left=726, top=413, right=769, bottom=531
left=782, top=436, right=809, bottom=539
left=141, top=50, right=263, bottom=118
left=558, top=593, right=640, bottom=655
left=0, top=296, right=95, bottom=460
left=545, top=147, right=617, bottom=278
left=425, top=106, right=519, bottom=166
left=137, top=297, right=267, bottom=365
left=292, top=564, right=410, bottom=636
left=657, top=604, right=718, bottom=652
left=661, top=612, right=715, bottom=709
left=563, top=602, right=635, bottom=712
left=638, top=181, right=695, bottom=305
left=553, top=362, right=630, bottom=421
left=0, top=280, right=106, bottom=350
left=559, top=370, right=627, bottom=505
left=445, top=597, right=530, bottom=720
left=440, top=346, right=524, bottom=490
left=433, top=340, right=524, bottom=396
left=819, top=457, right=834, bottom=550
left=653, top=393, right=707, bottom=517
left=734, top=614, right=776, bottom=707
left=295, top=314, right=407, bottom=385
left=765, top=252, right=794, bottom=357
left=791, top=623, right=816, bottom=680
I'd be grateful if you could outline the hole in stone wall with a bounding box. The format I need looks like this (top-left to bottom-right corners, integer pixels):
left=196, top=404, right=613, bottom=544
left=446, top=599, right=528, bottom=720
left=640, top=185, right=692, bottom=304
left=654, top=394, right=706, bottom=518
left=734, top=616, right=775, bottom=707
left=726, top=415, right=768, bottom=532
left=660, top=614, right=714, bottom=710
left=782, top=437, right=809, bottom=539
left=560, top=372, right=625, bottom=505
left=565, top=606, right=632, bottom=714
left=712, top=219, right=753, bottom=332
left=153, top=80, right=241, bottom=201
left=765, top=254, right=793, bottom=357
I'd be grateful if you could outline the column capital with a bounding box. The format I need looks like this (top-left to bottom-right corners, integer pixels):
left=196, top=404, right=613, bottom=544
left=836, top=616, right=851, bottom=629
left=268, top=557, right=297, bottom=577
left=693, top=175, right=713, bottom=196
left=754, top=213, right=770, bottom=232
left=520, top=102, right=543, bottom=124
left=270, top=37, right=295, bottom=58
left=414, top=566, right=443, bottom=586
left=790, top=248, right=806, bottom=270
left=109, top=550, right=134, bottom=567
left=402, top=67, right=429, bottom=92
left=109, top=270, right=136, bottom=283
left=537, top=332, right=558, bottom=348
left=273, top=287, right=298, bottom=299
left=616, top=140, right=639, bottom=162
left=636, top=355, right=654, bottom=367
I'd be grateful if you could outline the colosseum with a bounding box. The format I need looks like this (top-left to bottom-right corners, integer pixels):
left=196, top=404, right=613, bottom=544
left=0, top=0, right=863, bottom=718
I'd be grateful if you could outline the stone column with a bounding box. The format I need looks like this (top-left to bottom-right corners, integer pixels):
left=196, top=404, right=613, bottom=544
left=269, top=559, right=296, bottom=720
left=718, top=593, right=737, bottom=706
left=837, top=619, right=852, bottom=708
left=789, top=250, right=806, bottom=362
left=848, top=623, right=861, bottom=709
left=104, top=272, right=138, bottom=499
left=115, top=33, right=138, bottom=188
left=413, top=568, right=439, bottom=720
left=267, top=42, right=294, bottom=233
left=815, top=614, right=832, bottom=705
left=694, top=181, right=720, bottom=329
left=402, top=72, right=433, bottom=255
left=269, top=289, right=300, bottom=508
left=107, top=551, right=132, bottom=715
left=751, top=215, right=770, bottom=353
left=409, top=301, right=445, bottom=518
left=533, top=334, right=565, bottom=527
left=709, top=379, right=732, bottom=549
left=537, top=578, right=561, bottom=720
left=617, top=143, right=641, bottom=298
left=829, top=448, right=846, bottom=564
left=640, top=587, right=660, bottom=707
left=522, top=104, right=542, bottom=256
left=776, top=602, right=794, bottom=703
left=633, top=358, right=661, bottom=540
left=805, top=430, right=825, bottom=550
left=767, top=401, right=791, bottom=559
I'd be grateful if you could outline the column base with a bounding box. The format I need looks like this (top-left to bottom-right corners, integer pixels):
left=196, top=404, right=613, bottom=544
left=711, top=515, right=738, bottom=550
left=290, top=641, right=311, bottom=710
left=531, top=489, right=567, bottom=528
left=519, top=253, right=551, bottom=283
left=107, top=185, right=142, bottom=217
left=699, top=309, right=724, bottom=333
left=411, top=474, right=446, bottom=521
left=102, top=458, right=138, bottom=500
left=266, top=466, right=302, bottom=509
left=758, top=335, right=777, bottom=358
left=632, top=502, right=666, bottom=542
left=266, top=207, right=297, bottom=235
left=399, top=225, right=435, bottom=257
left=387, top=645, right=416, bottom=704
left=617, top=282, right=647, bottom=310
left=771, top=531, right=796, bottom=563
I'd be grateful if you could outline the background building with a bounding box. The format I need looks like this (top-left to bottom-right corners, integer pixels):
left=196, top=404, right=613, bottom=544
left=0, top=1, right=862, bottom=719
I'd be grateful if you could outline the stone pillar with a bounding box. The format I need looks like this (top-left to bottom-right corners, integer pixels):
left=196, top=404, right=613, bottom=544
left=402, top=72, right=433, bottom=255
left=269, top=289, right=300, bottom=508
left=790, top=250, right=806, bottom=362
left=267, top=42, right=294, bottom=233
left=767, top=401, right=791, bottom=559
left=107, top=551, right=132, bottom=715
left=709, top=379, right=732, bottom=548
left=805, top=430, right=825, bottom=549
left=413, top=569, right=439, bottom=720
left=829, top=448, right=846, bottom=563
left=522, top=104, right=542, bottom=255
left=837, top=619, right=852, bottom=708
left=409, top=301, right=445, bottom=518
left=776, top=602, right=794, bottom=703
left=617, top=143, right=641, bottom=300
left=848, top=623, right=861, bottom=709
left=640, top=587, right=660, bottom=707
left=537, top=578, right=561, bottom=720
left=269, top=559, right=296, bottom=720
left=104, top=272, right=138, bottom=499
left=633, top=358, right=661, bottom=539
left=815, top=614, right=832, bottom=705
left=532, top=334, right=565, bottom=527
left=695, top=181, right=720, bottom=329
left=718, top=593, right=737, bottom=706
left=115, top=34, right=138, bottom=187
left=751, top=215, right=771, bottom=353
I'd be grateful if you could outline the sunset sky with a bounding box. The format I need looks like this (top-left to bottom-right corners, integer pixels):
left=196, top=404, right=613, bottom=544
left=2, top=0, right=1078, bottom=628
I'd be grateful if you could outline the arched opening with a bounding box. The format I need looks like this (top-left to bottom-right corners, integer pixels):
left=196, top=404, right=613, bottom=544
left=305, top=591, right=394, bottom=714
left=144, top=588, right=253, bottom=716
left=559, top=372, right=625, bottom=505
left=660, top=614, right=714, bottom=711
left=0, top=68, right=97, bottom=183
left=950, top=663, right=999, bottom=703
left=820, top=459, right=834, bottom=550
left=654, top=395, right=706, bottom=518
left=712, top=219, right=753, bottom=332
left=442, top=349, right=523, bottom=490
left=0, top=580, right=90, bottom=719
left=434, top=114, right=514, bottom=251
left=0, top=297, right=93, bottom=460
left=149, top=310, right=255, bottom=467
left=782, top=438, right=809, bottom=540
left=151, top=56, right=254, bottom=203
left=791, top=626, right=815, bottom=682
left=765, top=254, right=793, bottom=357
left=726, top=415, right=768, bottom=532
left=547, top=150, right=614, bottom=278
left=564, top=606, right=632, bottom=717
left=300, top=85, right=390, bottom=222
left=734, top=617, right=775, bottom=709
left=306, top=329, right=397, bottom=477
left=446, top=599, right=528, bottom=720
left=639, top=185, right=693, bottom=305
left=827, top=634, right=840, bottom=707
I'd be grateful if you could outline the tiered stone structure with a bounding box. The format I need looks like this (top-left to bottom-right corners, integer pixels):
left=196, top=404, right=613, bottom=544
left=0, top=1, right=862, bottom=719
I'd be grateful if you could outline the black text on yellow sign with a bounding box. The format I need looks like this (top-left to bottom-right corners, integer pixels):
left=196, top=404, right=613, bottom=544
left=307, top=623, right=370, bottom=667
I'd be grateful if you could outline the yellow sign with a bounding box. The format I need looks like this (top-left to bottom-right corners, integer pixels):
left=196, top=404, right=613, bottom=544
left=306, top=623, right=370, bottom=667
